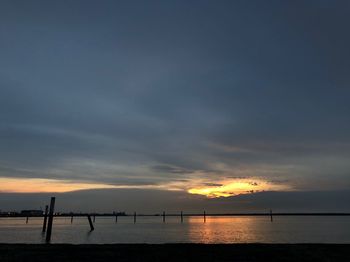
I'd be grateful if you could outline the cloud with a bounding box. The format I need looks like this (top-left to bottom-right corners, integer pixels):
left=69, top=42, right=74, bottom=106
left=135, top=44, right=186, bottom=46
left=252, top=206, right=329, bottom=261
left=0, top=0, right=350, bottom=201
left=0, top=189, right=349, bottom=213
left=151, top=165, right=195, bottom=174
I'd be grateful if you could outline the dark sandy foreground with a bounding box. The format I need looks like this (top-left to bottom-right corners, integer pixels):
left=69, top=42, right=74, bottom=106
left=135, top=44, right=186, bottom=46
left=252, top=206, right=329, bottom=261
left=0, top=244, right=349, bottom=262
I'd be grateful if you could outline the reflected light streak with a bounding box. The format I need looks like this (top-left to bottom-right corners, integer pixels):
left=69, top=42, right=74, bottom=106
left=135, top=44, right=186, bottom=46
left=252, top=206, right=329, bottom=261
left=187, top=216, right=260, bottom=243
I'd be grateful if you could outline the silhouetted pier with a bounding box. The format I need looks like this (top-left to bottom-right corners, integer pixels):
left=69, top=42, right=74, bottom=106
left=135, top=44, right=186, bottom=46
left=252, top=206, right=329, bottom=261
left=1, top=196, right=350, bottom=244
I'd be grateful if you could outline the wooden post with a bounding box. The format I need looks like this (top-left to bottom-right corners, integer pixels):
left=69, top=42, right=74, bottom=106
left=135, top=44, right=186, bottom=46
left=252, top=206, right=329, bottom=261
left=42, top=205, right=48, bottom=233
left=71, top=215, right=74, bottom=224
left=204, top=211, right=206, bottom=223
left=134, top=212, right=136, bottom=224
left=270, top=209, right=273, bottom=222
left=115, top=214, right=118, bottom=223
left=181, top=211, right=183, bottom=223
left=26, top=216, right=29, bottom=224
left=87, top=215, right=94, bottom=231
left=45, top=197, right=56, bottom=243
left=163, top=211, right=165, bottom=223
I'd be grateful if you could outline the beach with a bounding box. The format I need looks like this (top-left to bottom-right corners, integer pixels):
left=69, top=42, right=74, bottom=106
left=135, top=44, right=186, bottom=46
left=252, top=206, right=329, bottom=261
left=1, top=244, right=349, bottom=262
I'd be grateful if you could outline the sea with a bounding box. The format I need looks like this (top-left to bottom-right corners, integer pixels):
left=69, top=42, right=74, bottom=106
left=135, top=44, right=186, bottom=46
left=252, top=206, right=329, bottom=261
left=0, top=216, right=349, bottom=244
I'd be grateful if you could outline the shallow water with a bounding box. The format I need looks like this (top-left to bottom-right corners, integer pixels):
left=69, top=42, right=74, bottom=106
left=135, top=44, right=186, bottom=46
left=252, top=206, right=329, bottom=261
left=0, top=216, right=349, bottom=243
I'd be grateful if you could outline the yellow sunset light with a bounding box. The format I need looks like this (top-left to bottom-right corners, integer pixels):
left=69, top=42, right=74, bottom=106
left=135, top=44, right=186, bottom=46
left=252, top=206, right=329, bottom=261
left=188, top=178, right=291, bottom=198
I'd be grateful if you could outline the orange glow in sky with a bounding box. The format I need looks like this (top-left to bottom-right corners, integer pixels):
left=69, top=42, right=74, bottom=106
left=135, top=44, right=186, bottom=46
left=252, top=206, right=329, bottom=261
left=0, top=177, right=118, bottom=193
left=0, top=177, right=187, bottom=193
left=0, top=177, right=292, bottom=196
left=188, top=178, right=291, bottom=198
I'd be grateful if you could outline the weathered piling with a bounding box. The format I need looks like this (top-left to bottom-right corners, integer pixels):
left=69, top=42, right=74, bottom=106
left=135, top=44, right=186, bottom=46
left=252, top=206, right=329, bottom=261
left=42, top=205, right=48, bottom=233
left=45, top=197, right=56, bottom=243
left=181, top=211, right=183, bottom=223
left=26, top=216, right=28, bottom=224
left=163, top=211, right=165, bottom=223
left=115, top=214, right=118, bottom=223
left=270, top=209, right=273, bottom=222
left=71, top=215, right=74, bottom=224
left=87, top=215, right=94, bottom=231
left=204, top=211, right=206, bottom=223
left=134, top=212, right=136, bottom=224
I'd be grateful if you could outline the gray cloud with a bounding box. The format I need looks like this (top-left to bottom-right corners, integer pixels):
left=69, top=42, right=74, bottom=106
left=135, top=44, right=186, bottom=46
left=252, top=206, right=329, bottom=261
left=0, top=189, right=349, bottom=213
left=0, top=0, right=350, bottom=202
left=151, top=165, right=196, bottom=174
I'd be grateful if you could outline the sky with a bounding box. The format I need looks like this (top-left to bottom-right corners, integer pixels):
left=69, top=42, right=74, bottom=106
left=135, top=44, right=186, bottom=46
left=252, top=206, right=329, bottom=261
left=1, top=0, right=350, bottom=212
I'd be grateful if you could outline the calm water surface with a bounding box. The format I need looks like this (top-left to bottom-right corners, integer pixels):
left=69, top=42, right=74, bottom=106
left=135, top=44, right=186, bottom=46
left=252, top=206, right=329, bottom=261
left=0, top=216, right=349, bottom=243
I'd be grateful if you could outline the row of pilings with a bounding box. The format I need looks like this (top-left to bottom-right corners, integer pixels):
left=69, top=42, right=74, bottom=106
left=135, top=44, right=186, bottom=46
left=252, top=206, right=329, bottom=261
left=26, top=197, right=276, bottom=243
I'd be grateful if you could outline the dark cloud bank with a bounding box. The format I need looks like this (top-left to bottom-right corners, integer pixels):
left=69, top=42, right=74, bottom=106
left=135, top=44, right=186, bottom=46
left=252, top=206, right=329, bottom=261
left=1, top=189, right=349, bottom=213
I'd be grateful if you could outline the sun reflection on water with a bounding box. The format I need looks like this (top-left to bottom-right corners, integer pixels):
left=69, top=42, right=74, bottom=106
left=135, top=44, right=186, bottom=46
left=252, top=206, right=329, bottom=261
left=187, top=216, right=269, bottom=243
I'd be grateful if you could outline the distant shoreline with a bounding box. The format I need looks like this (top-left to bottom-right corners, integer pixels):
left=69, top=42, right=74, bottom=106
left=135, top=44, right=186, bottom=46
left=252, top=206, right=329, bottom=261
left=1, top=244, right=349, bottom=262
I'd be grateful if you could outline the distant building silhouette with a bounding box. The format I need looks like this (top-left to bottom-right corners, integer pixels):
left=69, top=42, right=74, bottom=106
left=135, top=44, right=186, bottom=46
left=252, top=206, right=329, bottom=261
left=20, top=210, right=44, bottom=216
